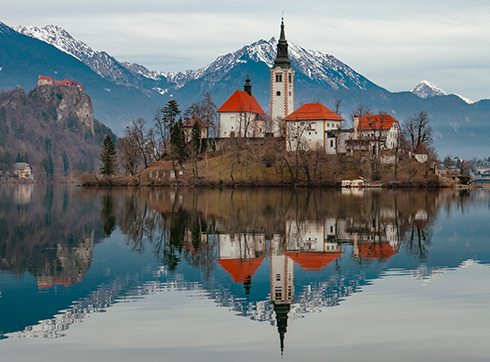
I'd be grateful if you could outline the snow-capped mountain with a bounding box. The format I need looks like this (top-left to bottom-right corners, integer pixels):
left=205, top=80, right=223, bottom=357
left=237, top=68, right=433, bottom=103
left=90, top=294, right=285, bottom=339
left=15, top=25, right=379, bottom=96
left=411, top=80, right=473, bottom=104
left=7, top=21, right=490, bottom=158
left=168, top=37, right=379, bottom=91
left=15, top=24, right=161, bottom=93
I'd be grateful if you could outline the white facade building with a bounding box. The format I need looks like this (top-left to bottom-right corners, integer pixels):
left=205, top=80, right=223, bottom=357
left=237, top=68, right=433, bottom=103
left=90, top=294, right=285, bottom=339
left=217, top=77, right=266, bottom=138
left=283, top=103, right=344, bottom=152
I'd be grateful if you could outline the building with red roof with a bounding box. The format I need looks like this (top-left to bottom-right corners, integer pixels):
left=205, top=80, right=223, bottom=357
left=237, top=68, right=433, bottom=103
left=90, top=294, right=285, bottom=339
left=282, top=103, right=344, bottom=151
left=218, top=258, right=265, bottom=283
left=285, top=251, right=342, bottom=271
left=182, top=115, right=208, bottom=143
left=37, top=75, right=53, bottom=86
left=218, top=76, right=266, bottom=138
left=217, top=234, right=267, bottom=293
left=284, top=220, right=343, bottom=271
left=325, top=113, right=401, bottom=158
left=356, top=242, right=397, bottom=260
left=414, top=143, right=429, bottom=163
left=355, top=114, right=400, bottom=149
left=38, top=76, right=83, bottom=90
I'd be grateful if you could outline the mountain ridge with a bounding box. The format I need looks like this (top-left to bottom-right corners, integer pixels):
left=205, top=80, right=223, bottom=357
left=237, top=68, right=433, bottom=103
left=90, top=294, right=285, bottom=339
left=2, top=21, right=489, bottom=158
left=14, top=25, right=381, bottom=97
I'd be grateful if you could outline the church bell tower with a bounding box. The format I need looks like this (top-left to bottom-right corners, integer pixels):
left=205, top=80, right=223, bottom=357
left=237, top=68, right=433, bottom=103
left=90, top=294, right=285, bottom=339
left=270, top=18, right=295, bottom=137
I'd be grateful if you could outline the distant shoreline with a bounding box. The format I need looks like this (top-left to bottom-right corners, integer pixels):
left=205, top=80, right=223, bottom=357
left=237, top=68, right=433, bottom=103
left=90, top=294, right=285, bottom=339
left=80, top=174, right=445, bottom=188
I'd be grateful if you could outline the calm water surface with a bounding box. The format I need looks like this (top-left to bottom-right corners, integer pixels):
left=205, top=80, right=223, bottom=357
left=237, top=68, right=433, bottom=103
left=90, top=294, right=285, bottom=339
left=1, top=185, right=490, bottom=361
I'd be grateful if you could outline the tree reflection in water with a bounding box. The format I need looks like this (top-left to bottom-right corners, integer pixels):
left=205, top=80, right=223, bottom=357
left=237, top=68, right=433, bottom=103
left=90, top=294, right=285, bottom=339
left=1, top=185, right=486, bottom=349
left=111, top=187, right=460, bottom=274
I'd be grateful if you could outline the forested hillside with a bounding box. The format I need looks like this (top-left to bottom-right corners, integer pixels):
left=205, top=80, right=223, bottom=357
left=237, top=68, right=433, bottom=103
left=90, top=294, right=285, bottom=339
left=0, top=86, right=115, bottom=180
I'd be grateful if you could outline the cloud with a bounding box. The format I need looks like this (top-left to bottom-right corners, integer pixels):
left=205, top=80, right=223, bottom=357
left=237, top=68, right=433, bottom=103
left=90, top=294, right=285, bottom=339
left=4, top=0, right=490, bottom=99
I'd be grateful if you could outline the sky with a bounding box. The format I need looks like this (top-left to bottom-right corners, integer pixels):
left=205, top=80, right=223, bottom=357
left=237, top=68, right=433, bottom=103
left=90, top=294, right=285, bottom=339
left=3, top=0, right=490, bottom=101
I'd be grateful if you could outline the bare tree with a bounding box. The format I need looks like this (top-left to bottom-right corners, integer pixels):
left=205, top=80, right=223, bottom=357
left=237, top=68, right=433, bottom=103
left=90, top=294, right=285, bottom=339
left=334, top=99, right=343, bottom=117
left=125, top=118, right=154, bottom=168
left=356, top=114, right=387, bottom=181
left=350, top=104, right=372, bottom=127
left=404, top=111, right=433, bottom=152
left=118, top=136, right=140, bottom=175
left=183, top=92, right=217, bottom=137
left=393, top=128, right=409, bottom=180
left=200, top=92, right=217, bottom=137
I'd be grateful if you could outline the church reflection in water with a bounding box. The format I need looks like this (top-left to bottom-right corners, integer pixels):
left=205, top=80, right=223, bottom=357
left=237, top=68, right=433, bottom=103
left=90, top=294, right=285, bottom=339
left=214, top=206, right=402, bottom=352
left=0, top=185, right=483, bottom=351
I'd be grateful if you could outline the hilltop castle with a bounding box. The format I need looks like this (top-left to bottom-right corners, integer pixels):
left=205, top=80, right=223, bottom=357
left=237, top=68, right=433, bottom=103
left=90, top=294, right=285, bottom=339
left=37, top=75, right=83, bottom=90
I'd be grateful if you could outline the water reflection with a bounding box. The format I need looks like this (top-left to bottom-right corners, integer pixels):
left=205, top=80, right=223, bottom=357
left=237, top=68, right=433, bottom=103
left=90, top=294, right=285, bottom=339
left=0, top=185, right=489, bottom=353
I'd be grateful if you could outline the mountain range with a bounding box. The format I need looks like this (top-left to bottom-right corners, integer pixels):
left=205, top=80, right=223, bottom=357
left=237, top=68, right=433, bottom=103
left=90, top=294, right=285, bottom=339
left=2, top=22, right=490, bottom=159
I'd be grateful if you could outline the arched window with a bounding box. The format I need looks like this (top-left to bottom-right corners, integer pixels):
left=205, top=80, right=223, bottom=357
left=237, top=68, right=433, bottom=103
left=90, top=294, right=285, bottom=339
left=276, top=91, right=281, bottom=96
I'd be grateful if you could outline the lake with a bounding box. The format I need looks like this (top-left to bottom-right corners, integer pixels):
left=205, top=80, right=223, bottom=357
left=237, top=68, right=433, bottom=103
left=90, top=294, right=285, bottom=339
left=1, top=185, right=490, bottom=361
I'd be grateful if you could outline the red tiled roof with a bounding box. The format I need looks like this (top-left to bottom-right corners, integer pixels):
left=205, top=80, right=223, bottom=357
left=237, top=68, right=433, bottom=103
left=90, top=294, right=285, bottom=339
left=283, top=103, right=344, bottom=122
left=183, top=116, right=208, bottom=128
left=414, top=143, right=429, bottom=154
left=38, top=75, right=53, bottom=81
left=218, top=258, right=264, bottom=283
left=217, top=90, right=265, bottom=115
left=147, top=160, right=175, bottom=170
left=285, top=251, right=343, bottom=271
left=358, top=114, right=398, bottom=131
left=358, top=243, right=396, bottom=260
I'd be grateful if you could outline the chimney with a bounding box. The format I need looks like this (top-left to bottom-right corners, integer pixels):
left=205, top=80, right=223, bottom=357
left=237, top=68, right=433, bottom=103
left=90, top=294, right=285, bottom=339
left=244, top=74, right=252, bottom=96
left=353, top=114, right=359, bottom=140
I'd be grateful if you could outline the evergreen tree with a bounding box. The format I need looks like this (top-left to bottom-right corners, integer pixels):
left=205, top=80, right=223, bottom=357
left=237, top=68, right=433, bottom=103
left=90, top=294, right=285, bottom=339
left=170, top=118, right=186, bottom=160
left=3, top=149, right=10, bottom=168
left=191, top=121, right=202, bottom=153
left=100, top=134, right=117, bottom=176
left=62, top=151, right=69, bottom=176
left=154, top=100, right=181, bottom=154
left=162, top=100, right=181, bottom=126
left=101, top=195, right=116, bottom=236
left=41, top=153, right=54, bottom=178
left=16, top=152, right=22, bottom=163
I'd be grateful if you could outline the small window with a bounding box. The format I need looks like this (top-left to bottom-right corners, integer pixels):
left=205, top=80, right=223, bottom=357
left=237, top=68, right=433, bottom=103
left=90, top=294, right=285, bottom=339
left=289, top=91, right=291, bottom=96
left=330, top=140, right=334, bottom=147
left=276, top=91, right=281, bottom=96
left=275, top=73, right=282, bottom=82
left=288, top=73, right=292, bottom=83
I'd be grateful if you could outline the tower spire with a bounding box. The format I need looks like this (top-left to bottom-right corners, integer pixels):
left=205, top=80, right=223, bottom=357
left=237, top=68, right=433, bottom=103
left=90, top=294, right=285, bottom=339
left=244, top=73, right=252, bottom=96
left=274, top=18, right=291, bottom=69
left=273, top=302, right=291, bottom=355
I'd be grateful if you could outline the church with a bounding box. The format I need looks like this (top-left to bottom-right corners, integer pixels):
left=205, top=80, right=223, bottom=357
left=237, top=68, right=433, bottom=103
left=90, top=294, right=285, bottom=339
left=217, top=19, right=295, bottom=139
left=217, top=19, right=400, bottom=156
